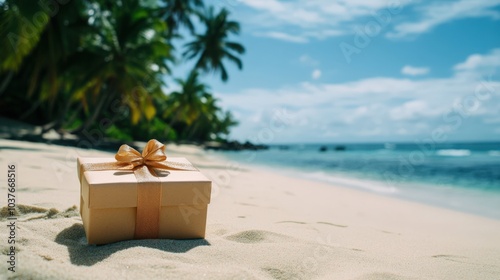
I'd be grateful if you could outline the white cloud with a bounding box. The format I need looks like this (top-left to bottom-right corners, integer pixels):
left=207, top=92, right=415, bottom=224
left=312, top=69, right=322, bottom=80
left=235, top=0, right=500, bottom=42
left=387, top=0, right=500, bottom=38
left=255, top=31, right=308, bottom=43
left=454, top=48, right=500, bottom=71
left=401, top=65, right=430, bottom=76
left=300, top=55, right=322, bottom=80
left=389, top=100, right=437, bottom=120
left=238, top=0, right=405, bottom=41
left=216, top=49, right=500, bottom=142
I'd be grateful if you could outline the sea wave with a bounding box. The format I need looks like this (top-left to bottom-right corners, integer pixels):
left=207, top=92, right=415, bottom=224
left=488, top=150, right=500, bottom=156
left=436, top=149, right=471, bottom=157
left=301, top=171, right=399, bottom=194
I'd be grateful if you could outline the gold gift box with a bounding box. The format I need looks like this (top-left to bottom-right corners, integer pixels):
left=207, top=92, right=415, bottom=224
left=77, top=157, right=211, bottom=245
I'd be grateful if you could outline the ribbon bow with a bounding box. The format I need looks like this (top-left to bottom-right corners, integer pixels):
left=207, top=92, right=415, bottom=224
left=80, top=139, right=195, bottom=240
left=116, top=139, right=167, bottom=168
left=114, top=139, right=195, bottom=173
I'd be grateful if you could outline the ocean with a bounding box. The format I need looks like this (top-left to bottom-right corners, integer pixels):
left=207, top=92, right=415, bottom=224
left=215, top=142, right=500, bottom=219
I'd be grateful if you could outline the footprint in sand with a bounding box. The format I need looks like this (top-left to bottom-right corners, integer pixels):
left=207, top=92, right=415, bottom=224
left=262, top=267, right=300, bottom=280
left=17, top=238, right=29, bottom=245
left=357, top=272, right=407, bottom=280
left=0, top=204, right=79, bottom=220
left=225, top=230, right=290, bottom=244
left=431, top=254, right=468, bottom=263
left=432, top=254, right=497, bottom=267
left=41, top=255, right=54, bottom=261
left=276, top=221, right=307, bottom=225
left=381, top=230, right=401, bottom=236
left=212, top=229, right=229, bottom=236
left=317, top=221, right=348, bottom=228
left=237, top=202, right=259, bottom=207
left=284, top=191, right=294, bottom=196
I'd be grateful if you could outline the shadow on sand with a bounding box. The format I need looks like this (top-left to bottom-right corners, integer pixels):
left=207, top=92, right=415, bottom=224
left=55, top=223, right=210, bottom=266
left=0, top=145, right=44, bottom=151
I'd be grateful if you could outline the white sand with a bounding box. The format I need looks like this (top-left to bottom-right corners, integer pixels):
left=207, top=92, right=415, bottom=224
left=0, top=139, right=499, bottom=279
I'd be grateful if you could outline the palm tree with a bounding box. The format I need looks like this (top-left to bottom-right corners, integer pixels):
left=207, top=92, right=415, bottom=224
left=214, top=111, right=238, bottom=140
left=164, top=70, right=238, bottom=142
left=0, top=1, right=48, bottom=73
left=183, top=7, right=245, bottom=82
left=164, top=70, right=208, bottom=130
left=186, top=93, right=237, bottom=141
left=1, top=1, right=245, bottom=143
left=0, top=0, right=90, bottom=131
left=68, top=0, right=173, bottom=133
left=159, top=0, right=204, bottom=36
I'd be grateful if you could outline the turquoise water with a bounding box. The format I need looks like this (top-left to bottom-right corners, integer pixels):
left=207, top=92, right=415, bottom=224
left=216, top=142, right=500, bottom=219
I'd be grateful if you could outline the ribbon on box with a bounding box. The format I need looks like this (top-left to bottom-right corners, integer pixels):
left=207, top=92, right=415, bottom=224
left=80, top=139, right=196, bottom=239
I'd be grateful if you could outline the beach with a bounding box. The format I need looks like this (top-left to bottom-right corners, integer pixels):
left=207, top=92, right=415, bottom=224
left=1, top=138, right=500, bottom=279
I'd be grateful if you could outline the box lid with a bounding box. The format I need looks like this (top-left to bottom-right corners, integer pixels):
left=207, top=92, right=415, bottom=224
left=78, top=157, right=211, bottom=209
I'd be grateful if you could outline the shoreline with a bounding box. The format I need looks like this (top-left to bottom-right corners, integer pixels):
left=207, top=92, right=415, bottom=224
left=257, top=163, right=500, bottom=221
left=3, top=137, right=499, bottom=220
left=214, top=149, right=500, bottom=221
left=1, top=139, right=500, bottom=279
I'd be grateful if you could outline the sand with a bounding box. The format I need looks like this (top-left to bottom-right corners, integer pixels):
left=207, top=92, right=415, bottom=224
left=0, top=138, right=499, bottom=279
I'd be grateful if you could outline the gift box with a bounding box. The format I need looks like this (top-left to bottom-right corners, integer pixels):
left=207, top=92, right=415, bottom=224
left=76, top=140, right=212, bottom=245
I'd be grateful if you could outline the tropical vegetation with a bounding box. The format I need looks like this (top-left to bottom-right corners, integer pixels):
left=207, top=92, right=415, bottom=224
left=0, top=0, right=244, bottom=143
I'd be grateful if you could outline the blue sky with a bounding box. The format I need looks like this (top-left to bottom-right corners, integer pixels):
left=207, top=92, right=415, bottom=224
left=185, top=0, right=500, bottom=143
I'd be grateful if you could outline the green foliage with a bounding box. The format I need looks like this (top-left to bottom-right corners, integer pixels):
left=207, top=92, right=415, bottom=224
left=163, top=70, right=236, bottom=141
left=183, top=7, right=245, bottom=82
left=0, top=0, right=49, bottom=72
left=105, top=124, right=133, bottom=141
left=0, top=0, right=242, bottom=143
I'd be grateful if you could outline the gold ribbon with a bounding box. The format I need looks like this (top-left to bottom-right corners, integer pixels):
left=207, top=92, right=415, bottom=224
left=80, top=139, right=196, bottom=240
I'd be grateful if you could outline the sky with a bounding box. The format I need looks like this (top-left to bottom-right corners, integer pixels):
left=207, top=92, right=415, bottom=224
left=195, top=0, right=500, bottom=143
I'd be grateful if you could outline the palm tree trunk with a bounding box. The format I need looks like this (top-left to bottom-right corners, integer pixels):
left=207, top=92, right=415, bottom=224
left=61, top=102, right=83, bottom=128
left=19, top=99, right=43, bottom=120
left=186, top=120, right=202, bottom=141
left=40, top=121, right=58, bottom=135
left=47, top=96, right=80, bottom=135
left=164, top=110, right=183, bottom=139
left=72, top=92, right=110, bottom=134
left=0, top=71, right=14, bottom=97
